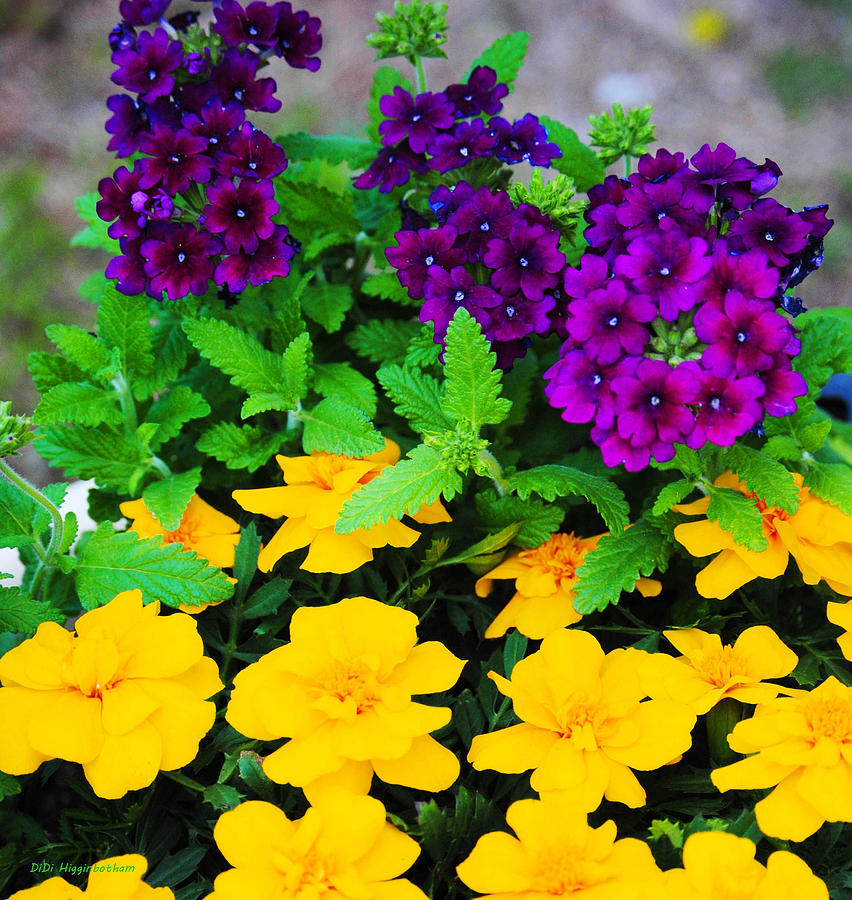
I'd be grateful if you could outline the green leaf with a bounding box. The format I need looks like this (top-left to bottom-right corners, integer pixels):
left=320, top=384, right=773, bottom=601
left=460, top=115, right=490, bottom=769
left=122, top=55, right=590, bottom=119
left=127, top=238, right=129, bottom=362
left=275, top=179, right=361, bottom=239
left=346, top=318, right=420, bottom=365
left=97, top=288, right=154, bottom=378
left=145, top=386, right=211, bottom=449
left=336, top=443, right=462, bottom=533
left=762, top=434, right=802, bottom=461
left=202, top=784, right=243, bottom=812
left=804, top=461, right=852, bottom=514
left=277, top=131, right=378, bottom=168
left=432, top=524, right=521, bottom=569
left=574, top=518, right=668, bottom=614
left=0, top=587, right=64, bottom=634
left=538, top=116, right=606, bottom=192
left=142, top=468, right=202, bottom=531
left=196, top=422, right=281, bottom=472
left=719, top=444, right=800, bottom=513
left=45, top=323, right=115, bottom=379
left=799, top=418, right=832, bottom=454
left=377, top=364, right=452, bottom=436
left=0, top=772, right=20, bottom=800
left=652, top=478, right=695, bottom=515
left=313, top=363, right=377, bottom=416
left=467, top=32, right=530, bottom=93
left=242, top=577, right=291, bottom=618
left=507, top=464, right=630, bottom=534
left=0, top=478, right=40, bottom=547
left=476, top=491, right=565, bottom=549
left=652, top=444, right=703, bottom=477
left=503, top=630, right=528, bottom=677
left=33, top=382, right=123, bottom=427
left=795, top=309, right=852, bottom=395
left=35, top=426, right=146, bottom=489
left=404, top=324, right=443, bottom=367
left=705, top=485, right=767, bottom=551
left=28, top=352, right=87, bottom=393
left=135, top=306, right=194, bottom=398
left=361, top=272, right=417, bottom=307
left=367, top=67, right=414, bottom=142
left=441, top=309, right=511, bottom=431
left=232, top=521, right=260, bottom=605
left=300, top=398, right=384, bottom=456
left=71, top=192, right=116, bottom=252
left=75, top=523, right=234, bottom=610
left=301, top=282, right=353, bottom=333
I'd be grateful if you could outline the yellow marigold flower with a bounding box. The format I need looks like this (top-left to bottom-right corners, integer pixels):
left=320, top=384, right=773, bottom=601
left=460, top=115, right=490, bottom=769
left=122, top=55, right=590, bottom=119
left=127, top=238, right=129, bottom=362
left=476, top=532, right=661, bottom=640
left=232, top=439, right=450, bottom=574
left=653, top=830, right=828, bottom=900
left=226, top=595, right=465, bottom=797
left=674, top=472, right=852, bottom=599
left=206, top=793, right=426, bottom=900
left=456, top=794, right=659, bottom=900
left=827, top=598, right=852, bottom=661
left=467, top=628, right=696, bottom=810
left=685, top=7, right=728, bottom=47
left=711, top=675, right=852, bottom=841
left=0, top=590, right=222, bottom=799
left=8, top=854, right=173, bottom=900
left=120, top=493, right=241, bottom=613
left=639, top=626, right=798, bottom=715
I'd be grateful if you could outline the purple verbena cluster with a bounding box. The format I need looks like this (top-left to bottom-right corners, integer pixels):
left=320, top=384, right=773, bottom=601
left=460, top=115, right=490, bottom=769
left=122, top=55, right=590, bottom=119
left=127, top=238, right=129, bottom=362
left=544, top=143, right=833, bottom=471
left=387, top=181, right=565, bottom=368
left=99, top=0, right=322, bottom=300
left=354, top=66, right=560, bottom=193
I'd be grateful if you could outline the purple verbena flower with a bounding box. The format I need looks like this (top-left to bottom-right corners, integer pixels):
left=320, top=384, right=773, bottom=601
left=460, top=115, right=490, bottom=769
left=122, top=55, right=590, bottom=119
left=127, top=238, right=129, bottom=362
left=97, top=163, right=147, bottom=239
left=379, top=87, right=455, bottom=154
left=130, top=187, right=174, bottom=224
left=630, top=148, right=689, bottom=185
left=385, top=226, right=464, bottom=300
left=213, top=0, right=279, bottom=47
left=687, top=371, right=765, bottom=448
left=214, top=224, right=295, bottom=292
left=106, top=234, right=149, bottom=296
left=215, top=121, right=288, bottom=179
left=727, top=197, right=811, bottom=267
left=616, top=180, right=705, bottom=242
left=428, top=182, right=475, bottom=225
left=109, top=23, right=137, bottom=53
left=421, top=265, right=501, bottom=338
left=141, top=223, right=221, bottom=300
left=562, top=253, right=610, bottom=298
left=698, top=241, right=779, bottom=307
left=138, top=124, right=213, bottom=195
left=202, top=177, right=278, bottom=253
left=489, top=114, right=561, bottom=166
left=352, top=142, right=426, bottom=193
left=110, top=27, right=184, bottom=103
left=486, top=293, right=555, bottom=342
left=544, top=351, right=635, bottom=430
left=119, top=0, right=170, bottom=26
left=756, top=355, right=808, bottom=417
left=679, top=142, right=756, bottom=213
left=183, top=98, right=246, bottom=155
left=584, top=175, right=630, bottom=261
left=446, top=184, right=515, bottom=259
left=483, top=220, right=565, bottom=301
left=209, top=49, right=281, bottom=113
left=427, top=119, right=496, bottom=172
left=718, top=158, right=782, bottom=210
left=445, top=65, right=508, bottom=117
left=272, top=2, right=322, bottom=72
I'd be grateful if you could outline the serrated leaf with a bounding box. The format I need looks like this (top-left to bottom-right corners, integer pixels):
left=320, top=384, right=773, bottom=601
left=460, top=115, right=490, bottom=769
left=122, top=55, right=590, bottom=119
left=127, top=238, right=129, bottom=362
left=28, top=351, right=87, bottom=393
left=336, top=443, right=462, bottom=533
left=507, top=464, right=629, bottom=534
left=300, top=398, right=384, bottom=456
left=275, top=179, right=361, bottom=238
left=476, top=491, right=564, bottom=549
left=196, top=423, right=281, bottom=472
left=705, top=485, right=767, bottom=551
left=433, top=524, right=521, bottom=568
left=313, top=363, right=377, bottom=416
left=35, top=426, right=146, bottom=489
left=145, top=386, right=211, bottom=449
left=466, top=32, right=530, bottom=93
left=763, top=434, right=802, bottom=460
left=0, top=772, right=20, bottom=800
left=97, top=288, right=154, bottom=378
left=799, top=418, right=832, bottom=454
left=301, top=283, right=353, bottom=333
left=45, top=323, right=115, bottom=379
left=804, top=461, right=852, bottom=514
left=719, top=445, right=799, bottom=513
left=404, top=325, right=443, bottom=368
left=441, top=309, right=511, bottom=431
left=58, top=511, right=78, bottom=555
left=71, top=192, right=116, bottom=252
left=0, top=588, right=65, bottom=634
left=795, top=309, right=852, bottom=395
left=653, top=444, right=703, bottom=477
left=377, top=364, right=452, bottom=436
left=33, top=382, right=122, bottom=427
left=75, top=523, right=234, bottom=610
left=538, top=116, right=606, bottom=191
left=346, top=318, right=420, bottom=364
left=367, top=66, right=415, bottom=143
left=652, top=478, right=695, bottom=515
left=0, top=479, right=39, bottom=548
left=142, top=468, right=202, bottom=531
left=135, top=307, right=194, bottom=398
left=277, top=131, right=378, bottom=168
left=574, top=518, right=668, bottom=614
left=361, top=272, right=418, bottom=307
left=202, top=784, right=243, bottom=812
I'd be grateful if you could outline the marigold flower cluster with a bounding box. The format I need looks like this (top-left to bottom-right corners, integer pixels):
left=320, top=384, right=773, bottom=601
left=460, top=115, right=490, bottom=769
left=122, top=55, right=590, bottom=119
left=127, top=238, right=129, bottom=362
left=99, top=0, right=321, bottom=300
left=544, top=143, right=833, bottom=470
left=354, top=65, right=559, bottom=192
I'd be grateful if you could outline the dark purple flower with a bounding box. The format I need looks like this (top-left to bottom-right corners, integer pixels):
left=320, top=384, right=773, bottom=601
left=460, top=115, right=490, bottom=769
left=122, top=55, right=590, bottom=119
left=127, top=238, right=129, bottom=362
left=215, top=121, right=288, bottom=179
left=427, top=119, right=496, bottom=172
left=613, top=221, right=712, bottom=320
left=110, top=27, right=184, bottom=103
left=630, top=148, right=689, bottom=186
left=588, top=174, right=629, bottom=209
left=565, top=280, right=655, bottom=365
left=492, top=338, right=530, bottom=371
left=489, top=114, right=561, bottom=166
left=141, top=223, right=220, bottom=300
left=106, top=234, right=149, bottom=296
left=483, top=221, right=565, bottom=301
left=138, top=124, right=213, bottom=195
left=718, top=158, right=782, bottom=210
left=544, top=351, right=635, bottom=430
left=562, top=253, right=610, bottom=298
left=105, top=94, right=149, bottom=157
left=616, top=180, right=705, bottom=242
left=213, top=0, right=278, bottom=47
left=428, top=182, right=475, bottom=225
left=119, top=0, right=170, bottom=26
left=584, top=177, right=629, bottom=262
left=399, top=199, right=430, bottom=231
left=169, top=10, right=200, bottom=32
left=680, top=142, right=757, bottom=212
left=756, top=356, right=808, bottom=417
left=184, top=48, right=211, bottom=76
left=209, top=49, right=281, bottom=113
left=798, top=204, right=834, bottom=240
left=352, top=142, right=426, bottom=193
left=728, top=198, right=811, bottom=267
left=695, top=292, right=794, bottom=376
left=687, top=371, right=765, bottom=448
left=130, top=187, right=174, bottom=224
left=780, top=295, right=807, bottom=317
left=214, top=224, right=295, bottom=292
left=183, top=98, right=245, bottom=155
left=421, top=265, right=502, bottom=338
left=202, top=177, right=278, bottom=253
left=109, top=23, right=137, bottom=53
left=379, top=87, right=455, bottom=154
left=272, top=3, right=322, bottom=72
left=445, top=66, right=508, bottom=118
left=698, top=241, right=779, bottom=307
left=385, top=226, right=464, bottom=300
left=446, top=184, right=514, bottom=259
left=486, top=293, right=555, bottom=342
left=97, top=163, right=147, bottom=239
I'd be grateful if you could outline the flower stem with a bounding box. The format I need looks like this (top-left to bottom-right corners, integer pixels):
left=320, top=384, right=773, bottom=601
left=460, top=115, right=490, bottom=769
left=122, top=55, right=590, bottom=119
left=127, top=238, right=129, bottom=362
left=476, top=448, right=509, bottom=496
left=623, top=154, right=632, bottom=179
left=112, top=372, right=138, bottom=435
left=415, top=55, right=427, bottom=93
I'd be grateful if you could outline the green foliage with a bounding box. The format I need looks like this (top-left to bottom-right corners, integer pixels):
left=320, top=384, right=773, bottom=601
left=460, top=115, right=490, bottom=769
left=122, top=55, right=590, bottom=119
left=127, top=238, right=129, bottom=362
left=509, top=169, right=586, bottom=236
left=277, top=131, right=378, bottom=168
left=141, top=468, right=202, bottom=531
left=275, top=178, right=361, bottom=242
left=795, top=309, right=852, bottom=395
left=476, top=491, right=564, bottom=548
left=0, top=402, right=34, bottom=459
left=377, top=364, right=452, bottom=436
left=196, top=423, right=281, bottom=472
left=652, top=478, right=696, bottom=515
left=70, top=192, right=116, bottom=252
left=145, top=386, right=211, bottom=449
left=97, top=289, right=154, bottom=378
left=719, top=444, right=800, bottom=513
left=313, top=363, right=377, bottom=416
left=301, top=283, right=353, bottom=333
left=347, top=318, right=421, bottom=365
left=538, top=117, right=607, bottom=192
left=804, top=461, right=852, bottom=514
left=0, top=587, right=64, bottom=634
left=367, top=0, right=448, bottom=65
left=587, top=102, right=656, bottom=167
left=361, top=272, right=417, bottom=307
left=44, top=324, right=115, bottom=379
left=0, top=478, right=39, bottom=548
left=300, top=397, right=385, bottom=456
left=35, top=426, right=147, bottom=490
left=33, top=382, right=122, bottom=427
left=366, top=66, right=415, bottom=143
left=467, top=32, right=530, bottom=93
left=28, top=352, right=87, bottom=394
left=705, top=485, right=767, bottom=551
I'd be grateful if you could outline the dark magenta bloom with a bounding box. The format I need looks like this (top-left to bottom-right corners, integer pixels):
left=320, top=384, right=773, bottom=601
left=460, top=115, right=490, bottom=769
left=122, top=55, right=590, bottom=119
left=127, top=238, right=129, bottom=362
left=353, top=142, right=426, bottom=193
left=427, top=119, right=496, bottom=172
left=272, top=3, right=323, bottom=72
left=97, top=163, right=147, bottom=239
left=109, top=23, right=137, bottom=52
left=209, top=49, right=282, bottom=113
left=483, top=221, right=565, bottom=301
left=215, top=121, right=288, bottom=179
left=110, top=27, right=184, bottom=103
left=562, top=254, right=610, bottom=298
left=798, top=204, right=834, bottom=240
left=214, top=224, right=295, bottom=292
left=614, top=221, right=712, bottom=320
left=213, top=0, right=278, bottom=47
left=489, top=114, right=561, bottom=166
left=141, top=223, right=220, bottom=300
left=727, top=197, right=811, bottom=267
left=428, top=182, right=475, bottom=225
left=119, top=0, right=170, bottom=26
left=718, top=158, right=782, bottom=210
left=446, top=184, right=514, bottom=259
left=544, top=351, right=635, bottom=430
left=202, top=177, right=278, bottom=253
left=681, top=143, right=756, bottom=212
left=687, top=371, right=765, bottom=448
left=105, top=235, right=149, bottom=296
left=486, top=293, right=555, bottom=342
left=183, top=98, right=246, bottom=154
left=379, top=87, right=455, bottom=154
left=698, top=241, right=779, bottom=308
left=584, top=175, right=630, bottom=261
left=130, top=187, right=174, bottom=224
left=386, top=226, right=464, bottom=300
left=616, top=180, right=705, bottom=242
left=630, top=148, right=688, bottom=185
left=756, top=356, right=808, bottom=418
left=445, top=66, right=508, bottom=118
left=421, top=265, right=501, bottom=338
left=138, top=124, right=212, bottom=195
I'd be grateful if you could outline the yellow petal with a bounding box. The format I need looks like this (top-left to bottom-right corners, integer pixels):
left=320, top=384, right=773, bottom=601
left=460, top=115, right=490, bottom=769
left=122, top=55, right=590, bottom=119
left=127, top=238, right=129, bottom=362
left=183, top=494, right=240, bottom=534
left=301, top=527, right=373, bottom=573
left=673, top=518, right=729, bottom=556
left=755, top=773, right=825, bottom=841
left=468, top=723, right=557, bottom=774
left=137, top=678, right=217, bottom=770
left=231, top=485, right=292, bottom=518
left=732, top=626, right=798, bottom=679
left=27, top=692, right=104, bottom=763
left=694, top=550, right=761, bottom=599
left=190, top=533, right=240, bottom=568
left=760, top=849, right=830, bottom=900
left=82, top=721, right=162, bottom=799
left=311, top=790, right=387, bottom=868
left=257, top=517, right=315, bottom=572
left=302, top=759, right=374, bottom=804
left=101, top=680, right=160, bottom=736
left=262, top=730, right=343, bottom=786
left=795, top=760, right=852, bottom=822
left=711, top=753, right=797, bottom=792
left=0, top=621, right=73, bottom=689
left=384, top=641, right=465, bottom=695
left=355, top=819, right=421, bottom=882
left=602, top=758, right=647, bottom=807
left=372, top=734, right=459, bottom=791
left=7, top=877, right=86, bottom=900
left=456, top=831, right=530, bottom=894
left=122, top=610, right=204, bottom=679
left=359, top=518, right=420, bottom=550
left=207, top=867, right=282, bottom=900
left=213, top=800, right=294, bottom=869
left=75, top=590, right=147, bottom=644
left=84, top=854, right=151, bottom=900
left=0, top=686, right=53, bottom=774
left=605, top=700, right=695, bottom=770
left=408, top=498, right=451, bottom=524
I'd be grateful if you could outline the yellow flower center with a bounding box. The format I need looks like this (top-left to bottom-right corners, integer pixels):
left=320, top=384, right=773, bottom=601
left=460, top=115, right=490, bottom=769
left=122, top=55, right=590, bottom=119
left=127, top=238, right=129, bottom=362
left=522, top=533, right=595, bottom=584
left=276, top=849, right=332, bottom=898
left=531, top=847, right=602, bottom=894
left=61, top=631, right=121, bottom=699
left=694, top=645, right=751, bottom=687
left=321, top=658, right=380, bottom=714
left=804, top=693, right=852, bottom=743
left=309, top=455, right=361, bottom=491
left=163, top=523, right=198, bottom=547
left=556, top=698, right=603, bottom=749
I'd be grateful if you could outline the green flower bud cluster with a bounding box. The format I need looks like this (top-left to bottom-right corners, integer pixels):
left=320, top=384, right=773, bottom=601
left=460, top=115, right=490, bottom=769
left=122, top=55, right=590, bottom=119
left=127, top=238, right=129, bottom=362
left=587, top=102, right=655, bottom=168
left=509, top=170, right=587, bottom=236
left=0, top=401, right=34, bottom=458
left=366, top=0, right=448, bottom=66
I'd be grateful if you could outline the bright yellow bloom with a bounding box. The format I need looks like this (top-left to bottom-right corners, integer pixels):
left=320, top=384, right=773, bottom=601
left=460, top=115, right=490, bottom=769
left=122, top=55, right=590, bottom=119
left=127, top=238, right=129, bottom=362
left=8, top=854, right=173, bottom=900
left=639, top=626, right=798, bottom=715
left=232, top=439, right=450, bottom=574
left=711, top=676, right=852, bottom=841
left=827, top=598, right=852, bottom=661
left=226, top=596, right=465, bottom=798
left=652, top=830, right=828, bottom=900
left=206, top=793, right=426, bottom=900
left=674, top=472, right=852, bottom=599
left=686, top=7, right=728, bottom=47
left=475, top=532, right=661, bottom=640
left=120, top=493, right=241, bottom=613
left=456, top=794, right=659, bottom=900
left=467, top=629, right=696, bottom=810
left=0, top=590, right=222, bottom=799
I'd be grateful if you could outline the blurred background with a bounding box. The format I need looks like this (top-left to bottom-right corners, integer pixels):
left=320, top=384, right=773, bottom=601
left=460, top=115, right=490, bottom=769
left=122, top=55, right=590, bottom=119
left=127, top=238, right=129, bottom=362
left=0, top=0, right=849, bottom=422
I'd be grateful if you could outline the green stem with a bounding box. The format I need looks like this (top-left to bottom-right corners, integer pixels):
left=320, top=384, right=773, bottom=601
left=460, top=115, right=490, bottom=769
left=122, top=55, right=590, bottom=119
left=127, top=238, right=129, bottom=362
left=414, top=55, right=427, bottom=93
left=476, top=448, right=509, bottom=496
left=220, top=584, right=247, bottom=684
left=623, top=154, right=632, bottom=179
left=112, top=372, right=138, bottom=435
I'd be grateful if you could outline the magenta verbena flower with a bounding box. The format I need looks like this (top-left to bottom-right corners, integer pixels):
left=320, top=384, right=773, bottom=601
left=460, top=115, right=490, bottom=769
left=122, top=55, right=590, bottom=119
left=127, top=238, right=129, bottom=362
left=183, top=98, right=246, bottom=155
left=214, top=224, right=295, bottom=292
left=352, top=142, right=426, bottom=193
left=727, top=197, right=812, bottom=267
left=138, top=124, right=213, bottom=195
left=616, top=180, right=705, bottom=243
left=680, top=142, right=757, bottom=212
left=756, top=355, right=808, bottom=418
left=698, top=241, right=780, bottom=308
left=486, top=293, right=555, bottom=343
left=272, top=3, right=323, bottom=72
left=105, top=94, right=149, bottom=157
left=630, top=148, right=689, bottom=185
left=427, top=119, right=497, bottom=173
left=445, top=65, right=508, bottom=118
left=421, top=265, right=501, bottom=339
left=379, top=87, right=455, bottom=154
left=141, top=223, right=221, bottom=300
left=106, top=235, right=150, bottom=296
left=489, top=114, right=561, bottom=167
left=544, top=350, right=631, bottom=430
left=97, top=163, right=147, bottom=239
left=445, top=183, right=515, bottom=259
left=209, top=49, right=282, bottom=113
left=482, top=220, right=564, bottom=301
left=687, top=371, right=766, bottom=448
left=215, top=121, right=289, bottom=180
left=119, top=0, right=170, bottom=28
left=213, top=0, right=279, bottom=47
left=110, top=27, right=184, bottom=103
left=385, top=226, right=464, bottom=300
left=202, top=177, right=278, bottom=253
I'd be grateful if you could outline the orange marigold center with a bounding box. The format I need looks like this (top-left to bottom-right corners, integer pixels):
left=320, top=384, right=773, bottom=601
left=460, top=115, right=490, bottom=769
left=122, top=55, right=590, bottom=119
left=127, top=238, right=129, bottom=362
left=531, top=848, right=599, bottom=894
left=694, top=645, right=751, bottom=687
left=322, top=659, right=380, bottom=713
left=556, top=698, right=603, bottom=748
left=804, top=694, right=852, bottom=743
left=276, top=849, right=332, bottom=898
left=308, top=455, right=361, bottom=491
left=522, top=533, right=596, bottom=582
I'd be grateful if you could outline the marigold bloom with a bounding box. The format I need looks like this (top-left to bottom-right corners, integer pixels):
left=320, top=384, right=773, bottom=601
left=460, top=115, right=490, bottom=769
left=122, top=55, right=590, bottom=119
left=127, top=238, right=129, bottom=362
left=0, top=590, right=222, bottom=799
left=674, top=472, right=852, bottom=599
left=456, top=794, right=659, bottom=900
left=476, top=532, right=661, bottom=639
left=8, top=854, right=173, bottom=900
left=653, top=831, right=828, bottom=900
left=206, top=794, right=425, bottom=900
left=232, top=439, right=450, bottom=574
left=827, top=598, right=852, bottom=661
left=711, top=675, right=852, bottom=840
left=226, top=596, right=465, bottom=797
left=121, top=493, right=241, bottom=613
left=467, top=629, right=696, bottom=810
left=639, top=626, right=798, bottom=714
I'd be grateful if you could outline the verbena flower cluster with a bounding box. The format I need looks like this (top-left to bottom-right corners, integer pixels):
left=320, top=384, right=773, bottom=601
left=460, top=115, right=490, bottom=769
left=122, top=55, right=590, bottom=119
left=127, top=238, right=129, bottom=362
left=354, top=65, right=560, bottom=192
left=545, top=144, right=833, bottom=470
left=98, top=0, right=322, bottom=300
